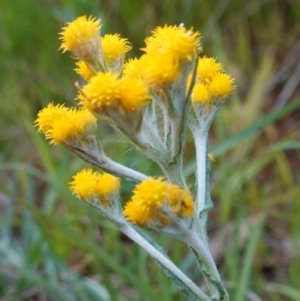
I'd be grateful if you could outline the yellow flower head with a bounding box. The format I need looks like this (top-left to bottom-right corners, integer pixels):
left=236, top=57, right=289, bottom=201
left=139, top=54, right=180, bottom=87
left=69, top=169, right=120, bottom=206
left=101, top=34, right=131, bottom=64
left=191, top=56, right=235, bottom=105
left=166, top=184, right=194, bottom=217
left=75, top=61, right=95, bottom=81
left=191, top=83, right=211, bottom=105
left=123, top=177, right=195, bottom=226
left=119, top=77, right=151, bottom=112
left=48, top=108, right=97, bottom=145
left=78, top=72, right=120, bottom=112
left=35, top=103, right=68, bottom=133
left=59, top=15, right=101, bottom=59
left=197, top=56, right=223, bottom=83
left=123, top=58, right=142, bottom=79
left=143, top=25, right=201, bottom=63
left=123, top=200, right=169, bottom=226
left=131, top=177, right=168, bottom=207
left=123, top=177, right=168, bottom=226
left=95, top=173, right=120, bottom=199
left=209, top=73, right=235, bottom=99
left=69, top=169, right=99, bottom=200
left=35, top=104, right=96, bottom=145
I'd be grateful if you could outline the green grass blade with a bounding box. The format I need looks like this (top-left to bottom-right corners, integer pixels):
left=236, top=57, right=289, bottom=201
left=26, top=203, right=160, bottom=301
left=212, top=98, right=300, bottom=157
left=233, top=214, right=265, bottom=301
left=264, top=283, right=300, bottom=300
left=262, top=141, right=300, bottom=152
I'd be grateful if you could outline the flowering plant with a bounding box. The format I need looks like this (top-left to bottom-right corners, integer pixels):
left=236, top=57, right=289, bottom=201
left=35, top=15, right=234, bottom=301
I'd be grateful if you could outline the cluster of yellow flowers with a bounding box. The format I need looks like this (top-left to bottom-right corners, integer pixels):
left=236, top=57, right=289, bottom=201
left=192, top=56, right=234, bottom=105
left=124, top=177, right=194, bottom=226
left=123, top=25, right=200, bottom=89
left=60, top=16, right=150, bottom=114
left=69, top=169, right=120, bottom=208
left=35, top=103, right=96, bottom=145
left=77, top=72, right=151, bottom=113
left=35, top=15, right=235, bottom=228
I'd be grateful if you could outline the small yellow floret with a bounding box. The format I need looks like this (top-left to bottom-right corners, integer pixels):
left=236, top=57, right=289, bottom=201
left=123, top=58, right=142, bottom=79
left=144, top=25, right=201, bottom=62
left=123, top=200, right=155, bottom=226
left=78, top=72, right=120, bottom=112
left=101, top=34, right=131, bottom=63
left=167, top=184, right=194, bottom=217
left=192, top=83, right=211, bottom=105
left=95, top=173, right=120, bottom=199
left=140, top=54, right=180, bottom=87
left=75, top=61, right=95, bottom=81
left=209, top=73, right=235, bottom=99
left=123, top=178, right=195, bottom=226
left=35, top=104, right=96, bottom=145
left=123, top=178, right=168, bottom=225
left=47, top=108, right=96, bottom=145
left=131, top=177, right=168, bottom=208
left=35, top=103, right=68, bottom=133
left=197, top=56, right=222, bottom=82
left=59, top=16, right=101, bottom=54
left=69, top=169, right=99, bottom=200
left=69, top=169, right=120, bottom=205
left=119, top=77, right=151, bottom=112
left=49, top=117, right=73, bottom=144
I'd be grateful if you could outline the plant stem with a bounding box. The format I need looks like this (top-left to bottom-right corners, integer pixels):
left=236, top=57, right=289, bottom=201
left=188, top=230, right=220, bottom=282
left=193, top=130, right=209, bottom=215
left=68, top=145, right=148, bottom=183
left=121, top=223, right=211, bottom=301
left=186, top=226, right=229, bottom=301
left=188, top=121, right=229, bottom=300
left=159, top=159, right=187, bottom=187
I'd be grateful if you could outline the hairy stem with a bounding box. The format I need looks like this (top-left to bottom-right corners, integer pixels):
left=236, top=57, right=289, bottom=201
left=193, top=130, right=209, bottom=215
left=186, top=225, right=229, bottom=301
left=121, top=223, right=212, bottom=301
left=68, top=145, right=148, bottom=183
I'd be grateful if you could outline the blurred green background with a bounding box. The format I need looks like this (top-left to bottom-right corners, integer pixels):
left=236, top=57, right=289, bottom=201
left=1, top=0, right=300, bottom=300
